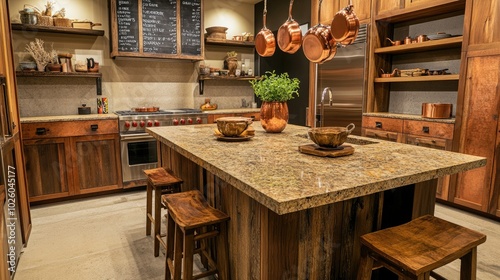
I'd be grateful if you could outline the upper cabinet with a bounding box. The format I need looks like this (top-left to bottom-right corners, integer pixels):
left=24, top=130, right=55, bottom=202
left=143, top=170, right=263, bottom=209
left=109, top=0, right=204, bottom=61
left=311, top=0, right=371, bottom=25
left=375, top=0, right=465, bottom=20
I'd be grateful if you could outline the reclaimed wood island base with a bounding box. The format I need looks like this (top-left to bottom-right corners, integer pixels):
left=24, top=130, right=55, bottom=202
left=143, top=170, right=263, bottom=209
left=147, top=124, right=485, bottom=280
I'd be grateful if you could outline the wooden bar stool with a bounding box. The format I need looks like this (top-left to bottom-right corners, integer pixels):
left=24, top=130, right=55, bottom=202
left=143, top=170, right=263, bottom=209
left=163, top=190, right=230, bottom=280
left=357, top=215, right=486, bottom=280
left=144, top=167, right=183, bottom=257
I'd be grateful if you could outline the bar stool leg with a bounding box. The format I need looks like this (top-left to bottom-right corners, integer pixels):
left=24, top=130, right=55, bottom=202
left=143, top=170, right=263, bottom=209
left=165, top=212, right=175, bottom=280
left=183, top=229, right=195, bottom=280
left=173, top=224, right=183, bottom=280
left=146, top=183, right=153, bottom=236
left=154, top=187, right=162, bottom=257
left=357, top=245, right=373, bottom=280
left=460, top=248, right=477, bottom=280
left=216, top=222, right=230, bottom=280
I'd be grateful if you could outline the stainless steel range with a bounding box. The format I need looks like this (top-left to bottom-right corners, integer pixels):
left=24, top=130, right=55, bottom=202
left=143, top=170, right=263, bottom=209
left=116, top=109, right=207, bottom=186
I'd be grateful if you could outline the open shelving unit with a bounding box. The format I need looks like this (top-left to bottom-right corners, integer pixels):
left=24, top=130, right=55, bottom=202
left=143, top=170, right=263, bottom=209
left=11, top=23, right=105, bottom=36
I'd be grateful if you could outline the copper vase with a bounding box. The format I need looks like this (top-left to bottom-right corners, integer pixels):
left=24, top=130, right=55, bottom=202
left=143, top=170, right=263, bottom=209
left=260, top=101, right=289, bottom=133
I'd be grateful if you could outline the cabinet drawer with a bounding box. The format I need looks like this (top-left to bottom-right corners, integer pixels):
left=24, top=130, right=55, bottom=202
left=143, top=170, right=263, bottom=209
left=22, top=119, right=118, bottom=139
left=403, top=120, right=453, bottom=139
left=363, top=128, right=400, bottom=142
left=405, top=135, right=450, bottom=150
left=362, top=116, right=404, bottom=133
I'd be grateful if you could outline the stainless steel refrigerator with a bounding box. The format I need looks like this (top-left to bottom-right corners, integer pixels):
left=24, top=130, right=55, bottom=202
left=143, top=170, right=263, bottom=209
left=315, top=24, right=368, bottom=136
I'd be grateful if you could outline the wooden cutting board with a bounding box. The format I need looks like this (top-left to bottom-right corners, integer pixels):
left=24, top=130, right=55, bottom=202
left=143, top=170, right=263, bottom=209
left=298, top=144, right=355, bottom=157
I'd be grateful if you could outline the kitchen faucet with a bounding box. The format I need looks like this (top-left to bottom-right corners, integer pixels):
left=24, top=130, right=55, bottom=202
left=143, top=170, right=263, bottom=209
left=319, top=87, right=333, bottom=127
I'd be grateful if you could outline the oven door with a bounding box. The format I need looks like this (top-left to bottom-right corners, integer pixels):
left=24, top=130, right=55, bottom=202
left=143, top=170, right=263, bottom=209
left=120, top=133, right=158, bottom=183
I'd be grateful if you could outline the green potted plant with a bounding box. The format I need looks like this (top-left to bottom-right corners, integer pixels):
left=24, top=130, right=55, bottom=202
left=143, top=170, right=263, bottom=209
left=250, top=71, right=300, bottom=132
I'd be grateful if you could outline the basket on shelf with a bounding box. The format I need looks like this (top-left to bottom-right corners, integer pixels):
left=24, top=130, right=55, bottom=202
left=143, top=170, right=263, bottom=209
left=53, top=18, right=72, bottom=27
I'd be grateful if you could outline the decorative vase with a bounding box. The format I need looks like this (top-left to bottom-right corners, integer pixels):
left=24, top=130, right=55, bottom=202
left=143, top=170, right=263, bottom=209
left=36, top=62, right=47, bottom=72
left=260, top=101, right=289, bottom=133
left=226, top=57, right=238, bottom=76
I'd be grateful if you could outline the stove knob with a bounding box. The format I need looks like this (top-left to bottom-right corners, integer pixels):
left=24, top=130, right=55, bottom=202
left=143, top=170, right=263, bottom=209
left=196, top=117, right=203, bottom=124
left=124, top=121, right=131, bottom=128
left=154, top=120, right=160, bottom=126
left=132, top=121, right=138, bottom=127
left=140, top=121, right=145, bottom=127
left=187, top=118, right=193, bottom=124
left=147, top=120, right=153, bottom=127
left=180, top=118, right=186, bottom=125
left=173, top=119, right=179, bottom=125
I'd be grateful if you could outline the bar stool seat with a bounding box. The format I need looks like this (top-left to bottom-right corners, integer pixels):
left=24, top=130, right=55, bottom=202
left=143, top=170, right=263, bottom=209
left=144, top=167, right=183, bottom=257
left=357, top=215, right=487, bottom=280
left=163, top=190, right=230, bottom=280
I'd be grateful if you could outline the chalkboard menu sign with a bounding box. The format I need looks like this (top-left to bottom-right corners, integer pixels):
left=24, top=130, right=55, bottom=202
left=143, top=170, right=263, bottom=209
left=180, top=0, right=202, bottom=56
left=142, top=0, right=177, bottom=54
left=111, top=0, right=204, bottom=60
left=116, top=0, right=139, bottom=52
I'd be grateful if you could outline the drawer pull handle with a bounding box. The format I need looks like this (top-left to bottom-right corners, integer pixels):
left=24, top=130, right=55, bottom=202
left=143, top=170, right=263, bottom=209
left=36, top=128, right=47, bottom=135
left=91, top=124, right=98, bottom=131
left=422, top=126, right=429, bottom=133
left=375, top=122, right=382, bottom=128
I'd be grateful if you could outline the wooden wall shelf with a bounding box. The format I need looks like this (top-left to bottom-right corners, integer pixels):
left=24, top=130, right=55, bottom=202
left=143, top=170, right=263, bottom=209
left=16, top=71, right=102, bottom=78
left=205, top=38, right=255, bottom=48
left=374, top=74, right=459, bottom=83
left=11, top=23, right=105, bottom=36
left=375, top=36, right=463, bottom=54
left=198, top=75, right=259, bottom=81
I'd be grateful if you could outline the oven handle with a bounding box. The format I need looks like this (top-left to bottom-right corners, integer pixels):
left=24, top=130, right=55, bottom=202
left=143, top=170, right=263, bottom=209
left=120, top=133, right=156, bottom=142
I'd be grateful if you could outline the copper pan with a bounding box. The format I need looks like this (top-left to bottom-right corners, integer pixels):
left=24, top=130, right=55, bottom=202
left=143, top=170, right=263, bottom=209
left=330, top=0, right=359, bottom=45
left=421, top=103, right=452, bottom=119
left=277, top=0, right=302, bottom=54
left=255, top=0, right=275, bottom=57
left=302, top=0, right=337, bottom=63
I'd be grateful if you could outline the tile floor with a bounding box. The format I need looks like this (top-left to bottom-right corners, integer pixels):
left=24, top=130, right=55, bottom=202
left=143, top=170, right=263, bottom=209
left=13, top=190, right=500, bottom=280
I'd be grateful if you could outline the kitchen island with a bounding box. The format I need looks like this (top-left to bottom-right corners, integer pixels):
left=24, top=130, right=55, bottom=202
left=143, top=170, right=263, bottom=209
left=147, top=124, right=485, bottom=280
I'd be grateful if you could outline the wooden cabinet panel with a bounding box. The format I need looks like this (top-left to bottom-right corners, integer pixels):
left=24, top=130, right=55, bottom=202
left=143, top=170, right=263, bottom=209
left=467, top=0, right=500, bottom=46
left=71, top=134, right=122, bottom=193
left=362, top=116, right=404, bottom=132
left=404, top=120, right=454, bottom=139
left=23, top=138, right=72, bottom=201
left=21, top=119, right=118, bottom=139
left=312, top=0, right=370, bottom=25
left=375, top=0, right=401, bottom=16
left=0, top=193, right=11, bottom=280
left=455, top=55, right=500, bottom=213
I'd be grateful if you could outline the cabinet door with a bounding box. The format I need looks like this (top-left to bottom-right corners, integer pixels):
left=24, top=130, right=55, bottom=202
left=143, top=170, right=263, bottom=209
left=454, top=55, right=500, bottom=213
left=71, top=134, right=122, bottom=193
left=405, top=134, right=452, bottom=200
left=1, top=189, right=11, bottom=280
left=375, top=0, right=401, bottom=16
left=23, top=138, right=72, bottom=202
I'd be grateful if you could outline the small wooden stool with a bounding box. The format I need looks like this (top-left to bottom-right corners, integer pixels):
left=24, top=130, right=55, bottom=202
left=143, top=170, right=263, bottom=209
left=163, top=190, right=230, bottom=280
left=144, top=167, right=183, bottom=257
left=357, top=215, right=486, bottom=280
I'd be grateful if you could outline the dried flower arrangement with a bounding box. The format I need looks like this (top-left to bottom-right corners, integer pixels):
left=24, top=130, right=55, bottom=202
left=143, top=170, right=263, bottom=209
left=25, top=38, right=55, bottom=71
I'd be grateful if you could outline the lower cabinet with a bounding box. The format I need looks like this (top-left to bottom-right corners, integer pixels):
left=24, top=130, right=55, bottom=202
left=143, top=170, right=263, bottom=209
left=362, top=115, right=454, bottom=200
left=21, top=119, right=122, bottom=203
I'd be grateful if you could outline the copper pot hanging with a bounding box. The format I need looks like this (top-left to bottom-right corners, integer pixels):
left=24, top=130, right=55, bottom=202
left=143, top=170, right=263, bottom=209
left=255, top=0, right=275, bottom=57
left=330, top=0, right=359, bottom=46
left=277, top=0, right=302, bottom=54
left=302, top=0, right=337, bottom=63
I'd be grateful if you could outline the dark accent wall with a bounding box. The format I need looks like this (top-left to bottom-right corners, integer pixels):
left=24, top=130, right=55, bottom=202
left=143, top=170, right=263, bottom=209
left=254, top=0, right=311, bottom=126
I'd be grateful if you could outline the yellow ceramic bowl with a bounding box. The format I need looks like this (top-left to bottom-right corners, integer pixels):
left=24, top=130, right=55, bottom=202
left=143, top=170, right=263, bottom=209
left=308, top=123, right=355, bottom=147
left=216, top=117, right=253, bottom=137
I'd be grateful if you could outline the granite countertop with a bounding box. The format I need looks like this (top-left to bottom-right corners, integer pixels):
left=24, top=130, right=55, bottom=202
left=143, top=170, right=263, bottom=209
left=147, top=124, right=485, bottom=215
left=20, top=114, right=118, bottom=123
left=363, top=112, right=455, bottom=124
left=203, top=108, right=260, bottom=114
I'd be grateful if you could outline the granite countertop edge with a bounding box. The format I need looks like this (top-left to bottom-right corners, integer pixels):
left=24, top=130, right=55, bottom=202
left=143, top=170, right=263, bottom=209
left=363, top=112, right=456, bottom=124
left=20, top=114, right=118, bottom=123
left=147, top=125, right=485, bottom=215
